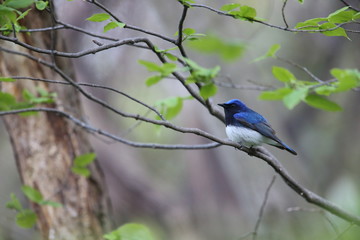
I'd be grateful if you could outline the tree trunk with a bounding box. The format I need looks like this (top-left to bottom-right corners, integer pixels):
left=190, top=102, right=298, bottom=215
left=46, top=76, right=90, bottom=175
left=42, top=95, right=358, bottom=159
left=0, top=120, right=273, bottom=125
left=0, top=7, right=108, bottom=240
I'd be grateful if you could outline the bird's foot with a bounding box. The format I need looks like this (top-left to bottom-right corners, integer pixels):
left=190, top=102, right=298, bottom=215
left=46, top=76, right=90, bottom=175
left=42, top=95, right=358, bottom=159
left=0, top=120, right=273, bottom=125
left=247, top=146, right=258, bottom=156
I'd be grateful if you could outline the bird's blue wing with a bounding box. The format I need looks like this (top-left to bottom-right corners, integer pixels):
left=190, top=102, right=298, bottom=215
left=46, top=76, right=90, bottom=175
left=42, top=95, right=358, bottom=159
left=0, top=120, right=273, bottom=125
left=233, top=112, right=282, bottom=144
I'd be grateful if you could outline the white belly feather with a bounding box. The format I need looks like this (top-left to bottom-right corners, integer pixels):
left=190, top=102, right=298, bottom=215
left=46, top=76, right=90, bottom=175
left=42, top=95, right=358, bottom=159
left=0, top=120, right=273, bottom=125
left=225, top=125, right=277, bottom=147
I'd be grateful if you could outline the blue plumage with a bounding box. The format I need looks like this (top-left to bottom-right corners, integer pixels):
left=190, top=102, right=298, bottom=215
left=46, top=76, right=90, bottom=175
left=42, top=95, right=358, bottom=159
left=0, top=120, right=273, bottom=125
left=218, top=99, right=297, bottom=155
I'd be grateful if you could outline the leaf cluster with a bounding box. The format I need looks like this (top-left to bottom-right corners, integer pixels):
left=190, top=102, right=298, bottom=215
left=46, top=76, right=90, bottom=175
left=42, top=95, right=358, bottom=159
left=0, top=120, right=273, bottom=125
left=71, top=153, right=96, bottom=177
left=295, top=7, right=360, bottom=39
left=0, top=0, right=47, bottom=34
left=6, top=186, right=61, bottom=228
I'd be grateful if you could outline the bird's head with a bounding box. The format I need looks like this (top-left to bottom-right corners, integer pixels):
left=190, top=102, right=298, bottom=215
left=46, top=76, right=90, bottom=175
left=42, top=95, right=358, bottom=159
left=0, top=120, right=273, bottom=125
left=218, top=99, right=248, bottom=113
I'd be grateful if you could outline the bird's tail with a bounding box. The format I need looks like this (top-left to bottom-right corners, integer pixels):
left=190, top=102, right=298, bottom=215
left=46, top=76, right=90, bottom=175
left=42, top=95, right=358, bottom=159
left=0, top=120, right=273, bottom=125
left=271, top=141, right=297, bottom=155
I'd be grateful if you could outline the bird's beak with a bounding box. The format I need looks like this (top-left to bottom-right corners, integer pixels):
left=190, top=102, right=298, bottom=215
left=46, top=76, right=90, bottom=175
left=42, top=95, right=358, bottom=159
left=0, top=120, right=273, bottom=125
left=218, top=103, right=226, bottom=108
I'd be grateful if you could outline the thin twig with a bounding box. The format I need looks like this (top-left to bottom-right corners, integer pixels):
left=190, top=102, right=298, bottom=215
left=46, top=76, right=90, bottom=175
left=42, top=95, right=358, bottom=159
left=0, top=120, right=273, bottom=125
left=0, top=108, right=221, bottom=150
left=176, top=5, right=189, bottom=58
left=86, top=0, right=176, bottom=43
left=252, top=176, right=276, bottom=240
left=276, top=56, right=324, bottom=83
left=340, top=0, right=360, bottom=12
left=9, top=76, right=165, bottom=120
left=281, top=0, right=289, bottom=29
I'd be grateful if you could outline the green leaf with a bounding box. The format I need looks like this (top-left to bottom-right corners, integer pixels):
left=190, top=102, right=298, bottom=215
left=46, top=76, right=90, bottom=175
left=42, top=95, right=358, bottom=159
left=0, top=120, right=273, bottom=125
left=71, top=166, right=91, bottom=177
left=39, top=200, right=62, bottom=207
left=71, top=153, right=95, bottom=177
left=0, top=6, right=17, bottom=24
left=183, top=58, right=220, bottom=83
left=16, top=209, right=37, bottom=228
left=6, top=193, right=23, bottom=211
left=220, top=3, right=240, bottom=12
left=0, top=91, right=17, bottom=110
left=156, top=97, right=183, bottom=120
left=229, top=5, right=257, bottom=21
left=21, top=186, right=43, bottom=203
left=35, top=1, right=48, bottom=10
left=103, top=21, right=125, bottom=33
left=328, top=9, right=356, bottom=24
left=272, top=66, right=296, bottom=83
left=304, top=94, right=342, bottom=111
left=138, top=60, right=163, bottom=72
left=182, top=28, right=196, bottom=35
left=331, top=68, right=360, bottom=92
left=187, top=35, right=245, bottom=61
left=353, top=12, right=360, bottom=20
left=104, top=223, right=155, bottom=240
left=200, top=83, right=217, bottom=100
left=253, top=44, right=281, bottom=62
left=145, top=75, right=163, bottom=87
left=86, top=13, right=110, bottom=22
left=160, top=63, right=177, bottom=76
left=298, top=0, right=304, bottom=3
left=164, top=53, right=177, bottom=61
left=314, top=85, right=337, bottom=96
left=0, top=76, right=15, bottom=82
left=73, top=153, right=96, bottom=167
left=295, top=18, right=327, bottom=30
left=283, top=88, right=308, bottom=109
left=4, top=0, right=34, bottom=9
left=16, top=8, right=31, bottom=21
left=258, top=87, right=292, bottom=100
left=319, top=22, right=349, bottom=39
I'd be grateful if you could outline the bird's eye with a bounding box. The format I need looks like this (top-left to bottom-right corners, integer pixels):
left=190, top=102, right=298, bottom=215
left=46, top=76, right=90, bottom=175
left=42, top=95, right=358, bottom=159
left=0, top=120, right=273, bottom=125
left=231, top=104, right=236, bottom=107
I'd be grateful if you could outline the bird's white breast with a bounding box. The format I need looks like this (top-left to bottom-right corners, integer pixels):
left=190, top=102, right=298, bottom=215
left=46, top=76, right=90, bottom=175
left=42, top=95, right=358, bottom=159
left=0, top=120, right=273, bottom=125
left=225, top=125, right=265, bottom=147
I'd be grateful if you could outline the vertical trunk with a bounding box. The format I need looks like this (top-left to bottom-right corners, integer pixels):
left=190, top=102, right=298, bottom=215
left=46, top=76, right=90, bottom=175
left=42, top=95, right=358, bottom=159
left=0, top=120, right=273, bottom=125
left=0, top=6, right=108, bottom=240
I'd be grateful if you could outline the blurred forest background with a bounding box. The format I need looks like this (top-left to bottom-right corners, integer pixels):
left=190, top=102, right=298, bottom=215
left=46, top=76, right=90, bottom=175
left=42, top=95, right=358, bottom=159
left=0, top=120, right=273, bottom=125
left=1, top=0, right=360, bottom=239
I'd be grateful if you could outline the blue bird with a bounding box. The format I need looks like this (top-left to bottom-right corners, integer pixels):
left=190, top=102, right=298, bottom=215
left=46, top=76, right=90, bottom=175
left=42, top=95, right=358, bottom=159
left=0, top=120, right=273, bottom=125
left=218, top=99, right=297, bottom=155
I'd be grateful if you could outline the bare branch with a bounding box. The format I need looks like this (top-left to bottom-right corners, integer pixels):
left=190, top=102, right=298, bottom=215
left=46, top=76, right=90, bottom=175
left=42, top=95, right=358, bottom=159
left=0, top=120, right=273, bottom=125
left=0, top=108, right=221, bottom=150
left=252, top=176, right=276, bottom=240
left=340, top=0, right=360, bottom=12
left=85, top=0, right=176, bottom=43
left=281, top=0, right=289, bottom=29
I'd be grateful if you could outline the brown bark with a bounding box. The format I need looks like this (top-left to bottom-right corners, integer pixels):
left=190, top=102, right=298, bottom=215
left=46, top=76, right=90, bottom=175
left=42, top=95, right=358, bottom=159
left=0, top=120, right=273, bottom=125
left=0, top=7, right=108, bottom=240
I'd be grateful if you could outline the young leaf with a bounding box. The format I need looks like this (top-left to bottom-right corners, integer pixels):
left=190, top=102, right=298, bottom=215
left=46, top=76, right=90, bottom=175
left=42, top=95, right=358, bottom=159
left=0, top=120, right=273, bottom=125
left=16, top=209, right=37, bottom=228
left=272, top=66, right=296, bottom=83
left=331, top=68, right=360, bottom=92
left=253, top=44, right=281, bottom=62
left=182, top=28, right=196, bottom=35
left=73, top=153, right=96, bottom=167
left=86, top=13, right=110, bottom=22
left=6, top=193, right=23, bottom=211
left=104, top=223, right=155, bottom=240
left=295, top=18, right=326, bottom=30
left=282, top=88, right=308, bottom=109
left=4, top=0, right=34, bottom=9
left=304, top=94, right=342, bottom=111
left=183, top=58, right=220, bottom=83
left=258, top=87, right=292, bottom=100
left=229, top=5, right=257, bottom=21
left=200, top=83, right=217, bottom=100
left=145, top=75, right=162, bottom=87
left=71, top=166, right=91, bottom=177
left=35, top=1, right=48, bottom=10
left=220, top=3, right=241, bottom=12
left=156, top=97, right=183, bottom=120
left=39, top=200, right=62, bottom=207
left=21, top=185, right=43, bottom=203
left=187, top=35, right=245, bottom=61
left=138, top=60, right=162, bottom=72
left=319, top=22, right=349, bottom=39
left=103, top=21, right=125, bottom=33
left=0, top=92, right=17, bottom=110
